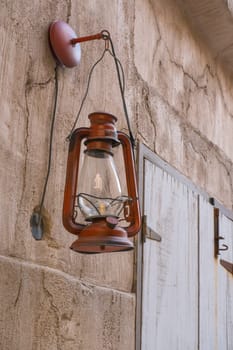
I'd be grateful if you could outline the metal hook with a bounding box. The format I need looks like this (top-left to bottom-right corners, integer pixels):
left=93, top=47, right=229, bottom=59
left=101, top=30, right=110, bottom=50
left=215, top=234, right=229, bottom=255
left=219, top=243, right=229, bottom=252
left=214, top=208, right=229, bottom=256
left=105, top=38, right=109, bottom=50
left=101, top=30, right=111, bottom=40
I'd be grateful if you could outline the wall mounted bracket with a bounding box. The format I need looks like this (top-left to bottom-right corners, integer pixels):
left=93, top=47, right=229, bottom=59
left=49, top=20, right=106, bottom=68
left=30, top=212, right=44, bottom=240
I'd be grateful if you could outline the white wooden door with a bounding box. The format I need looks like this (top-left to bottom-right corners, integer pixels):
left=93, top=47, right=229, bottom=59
left=138, top=145, right=233, bottom=350
left=199, top=197, right=233, bottom=350
left=141, top=159, right=199, bottom=350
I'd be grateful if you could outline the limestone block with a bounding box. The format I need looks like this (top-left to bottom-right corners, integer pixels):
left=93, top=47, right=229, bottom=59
left=135, top=78, right=233, bottom=208
left=135, top=0, right=233, bottom=159
left=175, top=0, right=233, bottom=72
left=134, top=0, right=233, bottom=209
left=0, top=256, right=135, bottom=350
left=0, top=0, right=137, bottom=292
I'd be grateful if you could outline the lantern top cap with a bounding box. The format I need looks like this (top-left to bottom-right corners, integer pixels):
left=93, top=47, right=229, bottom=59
left=84, top=111, right=120, bottom=153
left=88, top=112, right=118, bottom=124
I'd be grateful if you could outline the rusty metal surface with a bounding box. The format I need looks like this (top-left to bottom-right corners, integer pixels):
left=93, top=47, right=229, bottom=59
left=63, top=113, right=141, bottom=253
left=71, top=32, right=103, bottom=45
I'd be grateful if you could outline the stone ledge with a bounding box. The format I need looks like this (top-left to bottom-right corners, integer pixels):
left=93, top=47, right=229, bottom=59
left=0, top=255, right=135, bottom=350
left=0, top=254, right=135, bottom=296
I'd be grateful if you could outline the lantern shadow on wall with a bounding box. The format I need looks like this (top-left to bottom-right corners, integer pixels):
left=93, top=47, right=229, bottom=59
left=30, top=21, right=141, bottom=254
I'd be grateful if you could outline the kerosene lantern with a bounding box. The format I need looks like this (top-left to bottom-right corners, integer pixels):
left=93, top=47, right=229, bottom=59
left=29, top=21, right=141, bottom=251
left=63, top=112, right=141, bottom=253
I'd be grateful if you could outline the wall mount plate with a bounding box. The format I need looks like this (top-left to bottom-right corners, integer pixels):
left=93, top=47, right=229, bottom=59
left=49, top=20, right=81, bottom=68
left=30, top=212, right=44, bottom=240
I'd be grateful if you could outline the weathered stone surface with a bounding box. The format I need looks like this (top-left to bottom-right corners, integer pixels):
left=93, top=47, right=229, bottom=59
left=1, top=0, right=233, bottom=348
left=0, top=0, right=136, bottom=292
left=175, top=0, right=233, bottom=74
left=0, top=1, right=137, bottom=347
left=134, top=0, right=233, bottom=209
left=0, top=256, right=135, bottom=350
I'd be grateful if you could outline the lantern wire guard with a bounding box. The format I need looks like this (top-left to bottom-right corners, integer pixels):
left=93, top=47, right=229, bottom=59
left=31, top=22, right=140, bottom=252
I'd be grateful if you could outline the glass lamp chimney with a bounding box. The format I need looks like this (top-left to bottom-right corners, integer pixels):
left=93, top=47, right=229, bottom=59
left=78, top=149, right=123, bottom=219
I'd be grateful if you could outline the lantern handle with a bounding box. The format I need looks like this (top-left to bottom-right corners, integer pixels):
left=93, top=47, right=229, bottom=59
left=66, top=46, right=109, bottom=140
left=58, top=25, right=136, bottom=149
left=108, top=36, right=136, bottom=149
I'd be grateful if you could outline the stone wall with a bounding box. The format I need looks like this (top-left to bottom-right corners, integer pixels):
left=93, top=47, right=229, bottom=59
left=135, top=0, right=233, bottom=208
left=1, top=0, right=233, bottom=349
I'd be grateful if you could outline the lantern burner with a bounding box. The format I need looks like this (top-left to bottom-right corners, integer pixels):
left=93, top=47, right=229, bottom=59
left=76, top=193, right=132, bottom=221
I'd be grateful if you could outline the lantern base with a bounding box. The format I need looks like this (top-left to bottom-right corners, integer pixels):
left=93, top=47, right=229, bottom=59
left=70, top=218, right=134, bottom=254
left=49, top=21, right=81, bottom=68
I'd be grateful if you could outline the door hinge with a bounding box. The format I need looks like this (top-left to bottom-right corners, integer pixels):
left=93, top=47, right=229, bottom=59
left=220, top=259, right=233, bottom=275
left=142, top=215, right=162, bottom=243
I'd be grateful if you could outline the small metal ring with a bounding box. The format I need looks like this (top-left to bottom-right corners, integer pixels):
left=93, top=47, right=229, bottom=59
left=101, top=30, right=111, bottom=40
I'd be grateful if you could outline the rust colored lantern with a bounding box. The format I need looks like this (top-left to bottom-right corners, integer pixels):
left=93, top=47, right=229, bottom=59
left=63, top=112, right=141, bottom=253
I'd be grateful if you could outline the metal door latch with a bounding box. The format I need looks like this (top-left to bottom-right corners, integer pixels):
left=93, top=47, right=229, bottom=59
left=142, top=215, right=162, bottom=243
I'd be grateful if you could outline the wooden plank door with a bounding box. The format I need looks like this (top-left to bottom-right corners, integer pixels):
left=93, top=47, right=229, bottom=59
left=140, top=158, right=199, bottom=350
left=199, top=197, right=233, bottom=350
left=137, top=144, right=233, bottom=350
